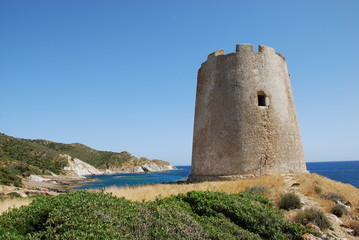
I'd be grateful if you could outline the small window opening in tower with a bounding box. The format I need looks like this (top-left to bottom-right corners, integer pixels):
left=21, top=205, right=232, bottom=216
left=257, top=92, right=268, bottom=107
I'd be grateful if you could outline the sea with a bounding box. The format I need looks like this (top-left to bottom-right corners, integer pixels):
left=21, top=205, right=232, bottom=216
left=73, top=160, right=359, bottom=190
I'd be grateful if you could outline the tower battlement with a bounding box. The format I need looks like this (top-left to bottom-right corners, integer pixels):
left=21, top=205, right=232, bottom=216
left=207, top=44, right=285, bottom=61
left=190, top=43, right=307, bottom=182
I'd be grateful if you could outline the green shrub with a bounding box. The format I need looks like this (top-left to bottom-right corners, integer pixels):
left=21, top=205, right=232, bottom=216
left=278, top=193, right=302, bottom=210
left=6, top=192, right=21, bottom=198
left=331, top=204, right=347, bottom=217
left=0, top=191, right=310, bottom=239
left=13, top=181, right=22, bottom=188
left=244, top=184, right=269, bottom=196
left=0, top=193, right=6, bottom=200
left=295, top=208, right=331, bottom=230
left=320, top=193, right=345, bottom=202
left=314, top=186, right=322, bottom=194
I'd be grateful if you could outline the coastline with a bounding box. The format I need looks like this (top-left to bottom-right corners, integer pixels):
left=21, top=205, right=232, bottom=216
left=0, top=168, right=179, bottom=197
left=2, top=161, right=358, bottom=197
left=72, top=167, right=188, bottom=190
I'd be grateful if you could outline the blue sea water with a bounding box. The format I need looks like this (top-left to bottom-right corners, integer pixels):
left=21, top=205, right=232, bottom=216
left=306, top=161, right=359, bottom=188
left=73, top=166, right=192, bottom=190
left=73, top=161, right=359, bottom=190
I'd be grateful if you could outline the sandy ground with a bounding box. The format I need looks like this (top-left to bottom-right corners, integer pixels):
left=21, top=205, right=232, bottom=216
left=1, top=175, right=93, bottom=198
left=0, top=175, right=95, bottom=214
left=23, top=175, right=91, bottom=193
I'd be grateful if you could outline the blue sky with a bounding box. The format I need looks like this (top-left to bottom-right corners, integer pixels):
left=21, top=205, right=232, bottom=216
left=1, top=0, right=358, bottom=165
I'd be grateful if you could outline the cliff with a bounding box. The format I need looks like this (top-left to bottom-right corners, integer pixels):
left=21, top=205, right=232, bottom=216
left=63, top=154, right=176, bottom=176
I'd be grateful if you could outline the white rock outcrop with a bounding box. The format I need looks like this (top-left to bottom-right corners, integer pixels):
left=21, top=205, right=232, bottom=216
left=28, top=175, right=47, bottom=182
left=61, top=154, right=176, bottom=175
left=63, top=155, right=102, bottom=176
left=136, top=162, right=176, bottom=173
left=142, top=162, right=162, bottom=172
left=133, top=166, right=145, bottom=173
left=158, top=164, right=176, bottom=171
left=103, top=161, right=177, bottom=174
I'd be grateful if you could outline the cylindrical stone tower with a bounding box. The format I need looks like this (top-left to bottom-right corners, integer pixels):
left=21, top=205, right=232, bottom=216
left=189, top=44, right=307, bottom=182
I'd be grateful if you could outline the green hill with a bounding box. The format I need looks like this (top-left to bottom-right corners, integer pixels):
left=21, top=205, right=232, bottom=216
left=0, top=133, right=171, bottom=186
left=32, top=139, right=136, bottom=169
left=0, top=133, right=68, bottom=186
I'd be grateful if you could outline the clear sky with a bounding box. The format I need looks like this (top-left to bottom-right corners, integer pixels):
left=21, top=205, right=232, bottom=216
left=1, top=0, right=358, bottom=165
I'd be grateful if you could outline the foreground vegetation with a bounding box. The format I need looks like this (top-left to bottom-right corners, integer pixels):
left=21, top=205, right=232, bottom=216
left=1, top=174, right=358, bottom=238
left=0, top=191, right=311, bottom=240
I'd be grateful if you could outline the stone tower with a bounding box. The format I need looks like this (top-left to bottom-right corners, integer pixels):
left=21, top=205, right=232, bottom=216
left=189, top=44, right=307, bottom=182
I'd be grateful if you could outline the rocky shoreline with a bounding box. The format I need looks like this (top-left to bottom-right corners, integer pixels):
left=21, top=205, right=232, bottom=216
left=1, top=165, right=178, bottom=197
left=0, top=149, right=179, bottom=197
left=0, top=175, right=92, bottom=197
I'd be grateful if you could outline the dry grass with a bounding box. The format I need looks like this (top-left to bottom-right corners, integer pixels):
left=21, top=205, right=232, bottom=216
left=0, top=198, right=33, bottom=215
left=294, top=173, right=359, bottom=212
left=100, top=174, right=287, bottom=202
left=293, top=173, right=359, bottom=235
left=102, top=172, right=359, bottom=238
left=2, top=173, right=357, bottom=221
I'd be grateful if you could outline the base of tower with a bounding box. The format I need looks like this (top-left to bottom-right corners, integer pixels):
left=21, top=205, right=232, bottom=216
left=187, top=170, right=310, bottom=183
left=187, top=173, right=257, bottom=183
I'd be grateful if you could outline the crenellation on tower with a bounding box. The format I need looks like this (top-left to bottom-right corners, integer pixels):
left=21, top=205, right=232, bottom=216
left=258, top=44, right=275, bottom=54
left=275, top=52, right=286, bottom=60
left=189, top=43, right=308, bottom=182
left=207, top=49, right=225, bottom=60
left=236, top=44, right=254, bottom=53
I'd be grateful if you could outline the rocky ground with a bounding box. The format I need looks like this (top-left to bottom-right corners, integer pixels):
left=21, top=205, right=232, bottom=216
left=0, top=175, right=92, bottom=197
left=283, top=174, right=358, bottom=240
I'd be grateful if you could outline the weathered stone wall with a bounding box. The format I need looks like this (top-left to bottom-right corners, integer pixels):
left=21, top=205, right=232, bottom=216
left=189, top=44, right=307, bottom=182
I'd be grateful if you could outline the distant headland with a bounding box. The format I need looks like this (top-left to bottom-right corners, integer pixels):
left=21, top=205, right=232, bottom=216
left=0, top=132, right=176, bottom=195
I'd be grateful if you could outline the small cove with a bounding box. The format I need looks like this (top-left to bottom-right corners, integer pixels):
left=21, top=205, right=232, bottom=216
left=73, top=166, right=191, bottom=190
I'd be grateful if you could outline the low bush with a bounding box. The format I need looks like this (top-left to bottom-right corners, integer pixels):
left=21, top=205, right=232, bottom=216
left=0, top=191, right=311, bottom=239
left=314, top=186, right=322, bottom=194
left=278, top=193, right=302, bottom=210
left=295, top=208, right=331, bottom=230
left=244, top=184, right=269, bottom=196
left=13, top=181, right=22, bottom=188
left=331, top=204, right=347, bottom=217
left=6, top=192, right=21, bottom=198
